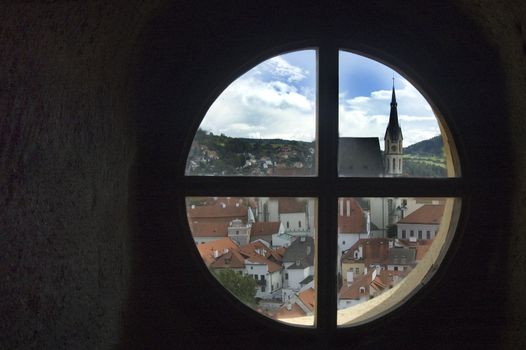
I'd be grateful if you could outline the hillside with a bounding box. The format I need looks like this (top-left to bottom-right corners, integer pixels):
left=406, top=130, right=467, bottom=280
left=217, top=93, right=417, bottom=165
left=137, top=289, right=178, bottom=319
left=404, top=135, right=444, bottom=157
left=403, top=135, right=446, bottom=177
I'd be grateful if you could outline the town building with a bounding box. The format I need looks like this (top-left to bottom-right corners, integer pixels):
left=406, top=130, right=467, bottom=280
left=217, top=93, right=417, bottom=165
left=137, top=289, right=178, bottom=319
left=397, top=204, right=445, bottom=242
left=281, top=236, right=315, bottom=301
left=337, top=198, right=370, bottom=256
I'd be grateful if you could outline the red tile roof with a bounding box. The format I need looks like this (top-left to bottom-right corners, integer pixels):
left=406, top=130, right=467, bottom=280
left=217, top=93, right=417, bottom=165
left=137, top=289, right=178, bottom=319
left=341, top=238, right=391, bottom=264
left=398, top=204, right=445, bottom=225
left=187, top=203, right=247, bottom=220
left=298, top=288, right=316, bottom=312
left=338, top=198, right=367, bottom=233
left=196, top=238, right=239, bottom=266
left=210, top=250, right=246, bottom=269
left=279, top=198, right=307, bottom=214
left=339, top=269, right=402, bottom=300
left=251, top=222, right=281, bottom=235
left=189, top=222, right=229, bottom=237
left=275, top=303, right=307, bottom=319
left=339, top=274, right=371, bottom=300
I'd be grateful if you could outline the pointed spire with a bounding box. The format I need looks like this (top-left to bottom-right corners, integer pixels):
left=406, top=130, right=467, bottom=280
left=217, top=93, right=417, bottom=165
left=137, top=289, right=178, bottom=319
left=385, top=77, right=402, bottom=141
left=391, top=77, right=397, bottom=106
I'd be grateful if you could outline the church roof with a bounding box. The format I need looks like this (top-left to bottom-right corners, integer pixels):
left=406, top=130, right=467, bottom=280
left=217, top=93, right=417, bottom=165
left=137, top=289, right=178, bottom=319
left=338, top=137, right=384, bottom=177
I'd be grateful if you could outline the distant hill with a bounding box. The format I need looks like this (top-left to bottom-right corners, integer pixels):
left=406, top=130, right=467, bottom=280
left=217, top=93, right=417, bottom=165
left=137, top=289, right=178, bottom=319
left=404, top=135, right=444, bottom=157
left=403, top=135, right=446, bottom=177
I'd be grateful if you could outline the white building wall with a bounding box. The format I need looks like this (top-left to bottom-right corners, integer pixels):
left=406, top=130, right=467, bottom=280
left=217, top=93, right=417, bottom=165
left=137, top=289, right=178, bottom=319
left=286, top=268, right=307, bottom=290
left=280, top=212, right=310, bottom=235
left=397, top=223, right=440, bottom=241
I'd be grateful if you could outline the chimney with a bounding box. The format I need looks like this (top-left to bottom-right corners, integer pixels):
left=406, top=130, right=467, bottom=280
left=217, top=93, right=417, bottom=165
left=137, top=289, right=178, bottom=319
left=286, top=303, right=292, bottom=311
left=346, top=200, right=351, bottom=216
left=213, top=250, right=219, bottom=258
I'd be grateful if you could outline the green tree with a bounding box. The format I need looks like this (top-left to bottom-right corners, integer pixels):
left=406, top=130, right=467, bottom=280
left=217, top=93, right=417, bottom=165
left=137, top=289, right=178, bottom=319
left=224, top=137, right=246, bottom=154
left=212, top=269, right=258, bottom=305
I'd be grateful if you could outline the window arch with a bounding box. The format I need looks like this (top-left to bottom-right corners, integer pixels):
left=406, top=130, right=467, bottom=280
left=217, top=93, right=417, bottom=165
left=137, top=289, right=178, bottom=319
left=181, top=46, right=462, bottom=329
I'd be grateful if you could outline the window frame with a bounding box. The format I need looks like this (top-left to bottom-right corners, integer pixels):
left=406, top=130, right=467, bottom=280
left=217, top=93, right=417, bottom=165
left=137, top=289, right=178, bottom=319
left=180, top=43, right=466, bottom=333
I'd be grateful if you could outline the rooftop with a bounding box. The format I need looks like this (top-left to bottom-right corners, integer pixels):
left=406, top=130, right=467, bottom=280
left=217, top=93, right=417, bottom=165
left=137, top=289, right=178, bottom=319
left=338, top=197, right=367, bottom=234
left=398, top=204, right=444, bottom=225
left=338, top=137, right=384, bottom=177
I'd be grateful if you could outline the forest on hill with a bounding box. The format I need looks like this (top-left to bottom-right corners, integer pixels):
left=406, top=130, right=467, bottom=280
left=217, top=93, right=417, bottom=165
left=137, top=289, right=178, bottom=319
left=403, top=136, right=447, bottom=177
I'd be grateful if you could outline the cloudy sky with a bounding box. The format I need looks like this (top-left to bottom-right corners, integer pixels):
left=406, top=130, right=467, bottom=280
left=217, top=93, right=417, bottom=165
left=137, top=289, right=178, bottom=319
left=198, top=50, right=441, bottom=148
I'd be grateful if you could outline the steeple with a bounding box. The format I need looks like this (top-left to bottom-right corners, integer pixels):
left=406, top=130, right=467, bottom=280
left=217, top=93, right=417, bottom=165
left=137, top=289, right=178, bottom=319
left=385, top=80, right=403, bottom=141
left=384, top=78, right=404, bottom=176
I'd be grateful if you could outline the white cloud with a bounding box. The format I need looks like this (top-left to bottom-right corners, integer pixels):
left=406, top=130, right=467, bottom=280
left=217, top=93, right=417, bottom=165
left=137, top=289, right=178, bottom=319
left=259, top=56, right=308, bottom=82
left=200, top=64, right=316, bottom=141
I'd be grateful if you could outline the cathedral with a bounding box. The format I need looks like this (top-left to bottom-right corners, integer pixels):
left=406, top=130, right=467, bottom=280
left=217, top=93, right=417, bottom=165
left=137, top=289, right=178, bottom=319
left=339, top=83, right=404, bottom=177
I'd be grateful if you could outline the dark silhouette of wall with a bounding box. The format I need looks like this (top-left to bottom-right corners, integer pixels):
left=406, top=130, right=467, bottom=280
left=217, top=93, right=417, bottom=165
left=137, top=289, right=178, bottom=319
left=1, top=1, right=525, bottom=349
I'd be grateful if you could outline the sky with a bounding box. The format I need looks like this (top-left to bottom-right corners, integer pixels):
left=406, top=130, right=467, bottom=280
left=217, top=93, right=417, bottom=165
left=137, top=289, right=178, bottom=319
left=198, top=50, right=441, bottom=148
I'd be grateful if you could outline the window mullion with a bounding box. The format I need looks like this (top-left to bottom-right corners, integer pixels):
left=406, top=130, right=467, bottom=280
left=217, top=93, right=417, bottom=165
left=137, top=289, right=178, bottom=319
left=316, top=43, right=339, bottom=334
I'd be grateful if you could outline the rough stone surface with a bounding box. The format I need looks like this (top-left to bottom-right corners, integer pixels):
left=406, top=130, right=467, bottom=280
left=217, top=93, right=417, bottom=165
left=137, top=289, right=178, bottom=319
left=459, top=1, right=526, bottom=347
left=0, top=2, right=159, bottom=348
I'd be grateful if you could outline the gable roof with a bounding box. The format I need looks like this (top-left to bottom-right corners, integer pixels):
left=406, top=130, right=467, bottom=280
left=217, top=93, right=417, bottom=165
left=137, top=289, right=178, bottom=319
left=189, top=222, right=229, bottom=237
left=210, top=250, right=246, bottom=269
left=298, top=288, right=315, bottom=312
left=341, top=238, right=391, bottom=263
left=251, top=221, right=281, bottom=235
left=338, top=137, right=384, bottom=177
left=338, top=198, right=367, bottom=233
left=398, top=204, right=444, bottom=225
left=278, top=198, right=307, bottom=214
left=340, top=269, right=403, bottom=300
left=239, top=240, right=282, bottom=262
left=282, top=236, right=315, bottom=265
left=339, top=273, right=371, bottom=300
left=187, top=203, right=247, bottom=220
left=196, top=238, right=239, bottom=266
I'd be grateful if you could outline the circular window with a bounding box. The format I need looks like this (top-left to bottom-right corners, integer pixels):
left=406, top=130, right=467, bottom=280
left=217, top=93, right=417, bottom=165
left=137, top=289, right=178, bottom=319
left=182, top=48, right=461, bottom=328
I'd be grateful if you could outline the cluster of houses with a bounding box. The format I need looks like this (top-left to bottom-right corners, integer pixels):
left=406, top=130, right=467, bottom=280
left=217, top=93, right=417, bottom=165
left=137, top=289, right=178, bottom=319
left=188, top=196, right=445, bottom=319
left=337, top=197, right=445, bottom=309
left=186, top=143, right=315, bottom=176
left=189, top=197, right=316, bottom=319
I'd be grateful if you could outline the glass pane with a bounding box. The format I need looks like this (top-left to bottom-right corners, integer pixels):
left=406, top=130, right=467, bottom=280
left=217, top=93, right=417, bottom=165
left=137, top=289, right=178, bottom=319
left=186, top=50, right=317, bottom=176
left=187, top=197, right=317, bottom=327
left=338, top=50, right=455, bottom=178
left=336, top=197, right=460, bottom=326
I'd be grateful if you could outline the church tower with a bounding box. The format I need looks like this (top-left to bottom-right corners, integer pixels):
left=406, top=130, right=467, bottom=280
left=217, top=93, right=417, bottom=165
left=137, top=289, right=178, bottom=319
left=384, top=81, right=403, bottom=176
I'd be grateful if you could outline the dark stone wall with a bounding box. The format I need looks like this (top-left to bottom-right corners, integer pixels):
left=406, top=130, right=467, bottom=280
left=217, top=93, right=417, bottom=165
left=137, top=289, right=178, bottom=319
left=0, top=2, right=159, bottom=348
left=0, top=1, right=525, bottom=349
left=460, top=1, right=526, bottom=347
